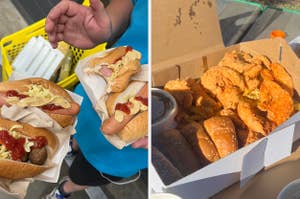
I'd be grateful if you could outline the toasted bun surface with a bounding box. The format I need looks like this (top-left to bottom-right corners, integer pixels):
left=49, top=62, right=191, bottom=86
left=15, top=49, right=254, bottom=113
left=117, top=111, right=148, bottom=143
left=0, top=78, right=79, bottom=127
left=43, top=111, right=76, bottom=128
left=0, top=159, right=51, bottom=180
left=180, top=122, right=220, bottom=163
left=106, top=81, right=146, bottom=116
left=0, top=118, right=58, bottom=179
left=203, top=116, right=238, bottom=158
left=88, top=46, right=128, bottom=67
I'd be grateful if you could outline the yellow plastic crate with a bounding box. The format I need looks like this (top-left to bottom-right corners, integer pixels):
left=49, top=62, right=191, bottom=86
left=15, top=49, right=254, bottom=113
left=0, top=0, right=106, bottom=90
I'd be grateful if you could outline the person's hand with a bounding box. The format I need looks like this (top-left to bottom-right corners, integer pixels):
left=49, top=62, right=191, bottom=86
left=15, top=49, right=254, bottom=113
left=131, top=137, right=148, bottom=149
left=45, top=0, right=112, bottom=49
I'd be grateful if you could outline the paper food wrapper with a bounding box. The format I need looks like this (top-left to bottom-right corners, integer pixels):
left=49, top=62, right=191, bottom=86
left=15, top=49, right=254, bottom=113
left=0, top=72, right=83, bottom=198
left=75, top=47, right=148, bottom=149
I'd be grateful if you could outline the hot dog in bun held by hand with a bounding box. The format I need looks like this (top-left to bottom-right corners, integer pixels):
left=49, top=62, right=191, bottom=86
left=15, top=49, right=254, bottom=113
left=0, top=78, right=80, bottom=127
left=101, top=81, right=148, bottom=143
left=85, top=46, right=142, bottom=93
left=0, top=118, right=58, bottom=179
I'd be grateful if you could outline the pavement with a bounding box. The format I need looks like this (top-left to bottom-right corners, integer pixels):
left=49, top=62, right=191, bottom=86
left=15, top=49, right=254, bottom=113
left=0, top=1, right=147, bottom=199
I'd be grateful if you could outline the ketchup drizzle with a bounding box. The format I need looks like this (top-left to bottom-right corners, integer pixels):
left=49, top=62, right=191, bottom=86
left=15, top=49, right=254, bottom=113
left=0, top=130, right=26, bottom=160
left=115, top=103, right=131, bottom=115
left=29, top=136, right=48, bottom=149
left=134, top=96, right=148, bottom=106
left=41, top=104, right=64, bottom=111
left=0, top=130, right=47, bottom=161
left=126, top=46, right=133, bottom=52
left=6, top=90, right=28, bottom=99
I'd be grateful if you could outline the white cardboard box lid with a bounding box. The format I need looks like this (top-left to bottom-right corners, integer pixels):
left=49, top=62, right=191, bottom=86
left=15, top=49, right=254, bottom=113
left=152, top=0, right=224, bottom=67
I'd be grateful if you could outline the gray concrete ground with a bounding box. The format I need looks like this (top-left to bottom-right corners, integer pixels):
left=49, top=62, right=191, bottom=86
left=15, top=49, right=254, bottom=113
left=0, top=0, right=27, bottom=39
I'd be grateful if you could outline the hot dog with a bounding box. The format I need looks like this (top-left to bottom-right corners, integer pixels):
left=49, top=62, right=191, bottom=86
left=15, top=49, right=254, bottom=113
left=0, top=118, right=58, bottom=179
left=0, top=78, right=80, bottom=128
left=85, top=46, right=141, bottom=93
left=101, top=81, right=148, bottom=143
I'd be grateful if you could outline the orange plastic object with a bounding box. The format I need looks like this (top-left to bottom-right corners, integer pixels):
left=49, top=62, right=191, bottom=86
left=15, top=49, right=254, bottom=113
left=270, top=30, right=286, bottom=39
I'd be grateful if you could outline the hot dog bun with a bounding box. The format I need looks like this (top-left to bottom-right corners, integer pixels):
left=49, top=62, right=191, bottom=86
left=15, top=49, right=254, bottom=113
left=89, top=46, right=130, bottom=66
left=118, top=110, right=148, bottom=143
left=0, top=78, right=80, bottom=127
left=87, top=46, right=141, bottom=93
left=103, top=81, right=148, bottom=143
left=0, top=118, right=58, bottom=179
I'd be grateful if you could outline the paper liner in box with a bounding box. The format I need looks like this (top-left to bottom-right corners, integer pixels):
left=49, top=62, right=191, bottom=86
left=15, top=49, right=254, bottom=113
left=264, top=125, right=295, bottom=167
left=240, top=139, right=267, bottom=187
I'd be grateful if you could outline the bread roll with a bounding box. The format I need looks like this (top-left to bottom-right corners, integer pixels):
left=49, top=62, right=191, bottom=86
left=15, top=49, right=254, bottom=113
left=203, top=116, right=238, bottom=158
left=180, top=122, right=220, bottom=163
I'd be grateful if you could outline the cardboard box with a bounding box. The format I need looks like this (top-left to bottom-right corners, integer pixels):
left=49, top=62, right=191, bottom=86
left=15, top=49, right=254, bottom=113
left=151, top=0, right=300, bottom=198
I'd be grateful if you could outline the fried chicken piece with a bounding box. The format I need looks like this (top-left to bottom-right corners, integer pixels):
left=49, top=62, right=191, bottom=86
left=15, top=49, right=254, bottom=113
left=219, top=109, right=265, bottom=147
left=201, top=66, right=245, bottom=109
left=237, top=99, right=274, bottom=136
left=260, top=69, right=274, bottom=81
left=245, top=78, right=261, bottom=91
left=258, top=80, right=294, bottom=125
left=217, top=86, right=242, bottom=110
left=219, top=109, right=247, bottom=130
left=270, top=63, right=294, bottom=96
left=187, top=79, right=222, bottom=117
left=164, top=79, right=193, bottom=109
left=244, top=64, right=262, bottom=79
left=243, top=64, right=262, bottom=91
left=201, top=66, right=246, bottom=95
left=237, top=129, right=265, bottom=147
left=218, top=50, right=254, bottom=73
left=252, top=55, right=271, bottom=69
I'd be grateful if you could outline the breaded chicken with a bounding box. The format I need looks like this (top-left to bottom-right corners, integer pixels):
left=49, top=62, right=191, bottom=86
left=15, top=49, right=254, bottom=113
left=260, top=69, right=274, bottom=81
left=258, top=80, right=294, bottom=125
left=201, top=66, right=246, bottom=95
left=217, top=86, right=242, bottom=110
left=218, top=51, right=254, bottom=73
left=237, top=129, right=264, bottom=147
left=270, top=63, right=294, bottom=96
left=187, top=78, right=222, bottom=117
left=201, top=66, right=245, bottom=109
left=219, top=108, right=247, bottom=130
left=237, top=99, right=274, bottom=136
left=164, top=79, right=193, bottom=109
left=252, top=55, right=271, bottom=69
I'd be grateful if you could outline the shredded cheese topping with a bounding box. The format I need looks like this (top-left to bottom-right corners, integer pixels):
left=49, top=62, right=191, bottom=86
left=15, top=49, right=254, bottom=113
left=114, top=96, right=148, bottom=122
left=6, top=84, right=71, bottom=108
